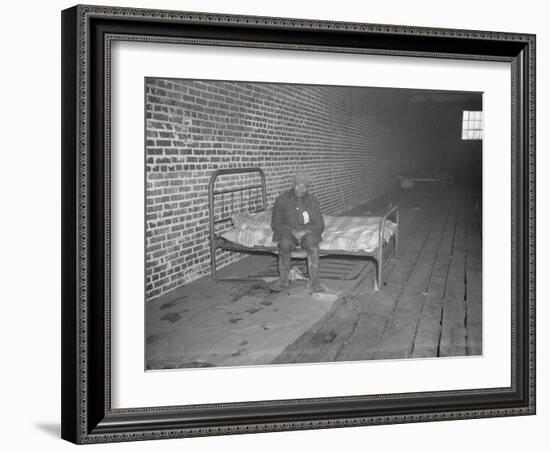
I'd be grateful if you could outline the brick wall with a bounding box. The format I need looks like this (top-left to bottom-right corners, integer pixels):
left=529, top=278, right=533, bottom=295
left=145, top=78, right=410, bottom=300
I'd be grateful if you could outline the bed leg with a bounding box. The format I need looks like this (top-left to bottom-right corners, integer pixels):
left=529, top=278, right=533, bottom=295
left=210, top=243, right=217, bottom=278
left=373, top=261, right=380, bottom=291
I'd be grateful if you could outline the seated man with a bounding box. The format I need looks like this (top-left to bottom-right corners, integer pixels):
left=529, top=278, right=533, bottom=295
left=270, top=172, right=325, bottom=293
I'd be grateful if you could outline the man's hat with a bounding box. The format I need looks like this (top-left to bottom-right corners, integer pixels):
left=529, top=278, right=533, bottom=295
left=293, top=172, right=313, bottom=185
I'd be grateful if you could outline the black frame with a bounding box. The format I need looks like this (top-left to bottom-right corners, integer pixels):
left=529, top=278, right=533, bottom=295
left=61, top=4, right=536, bottom=444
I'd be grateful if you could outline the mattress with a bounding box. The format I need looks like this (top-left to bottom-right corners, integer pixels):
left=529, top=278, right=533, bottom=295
left=220, top=210, right=397, bottom=253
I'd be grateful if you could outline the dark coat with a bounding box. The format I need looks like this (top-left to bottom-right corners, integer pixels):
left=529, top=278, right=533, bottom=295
left=271, top=189, right=324, bottom=242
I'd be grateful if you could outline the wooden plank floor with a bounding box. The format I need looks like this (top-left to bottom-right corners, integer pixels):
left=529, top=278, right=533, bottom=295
left=274, top=184, right=482, bottom=363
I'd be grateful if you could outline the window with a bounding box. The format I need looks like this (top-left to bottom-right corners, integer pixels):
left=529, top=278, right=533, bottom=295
left=462, top=110, right=483, bottom=140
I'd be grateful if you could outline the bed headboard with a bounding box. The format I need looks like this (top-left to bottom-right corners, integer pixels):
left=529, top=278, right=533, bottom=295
left=208, top=167, right=267, bottom=240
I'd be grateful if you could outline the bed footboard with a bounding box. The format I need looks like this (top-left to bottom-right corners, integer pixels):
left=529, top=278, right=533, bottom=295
left=374, top=205, right=399, bottom=291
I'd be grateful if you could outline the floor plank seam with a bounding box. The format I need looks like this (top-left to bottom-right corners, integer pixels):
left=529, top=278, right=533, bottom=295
left=464, top=197, right=471, bottom=356
left=436, top=202, right=461, bottom=357
left=410, top=205, right=453, bottom=356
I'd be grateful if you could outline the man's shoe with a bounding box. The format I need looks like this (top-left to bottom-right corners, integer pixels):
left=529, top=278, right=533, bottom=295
left=271, top=268, right=289, bottom=291
left=270, top=278, right=289, bottom=291
left=310, top=276, right=325, bottom=293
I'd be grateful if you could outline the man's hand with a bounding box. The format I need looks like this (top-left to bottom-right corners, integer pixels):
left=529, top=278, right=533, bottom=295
left=292, top=229, right=310, bottom=241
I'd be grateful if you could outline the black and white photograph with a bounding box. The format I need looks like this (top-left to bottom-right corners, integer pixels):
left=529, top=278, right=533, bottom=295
left=145, top=78, right=483, bottom=370
left=2, top=0, right=543, bottom=448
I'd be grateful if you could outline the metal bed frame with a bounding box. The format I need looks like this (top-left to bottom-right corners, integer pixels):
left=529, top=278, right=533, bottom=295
left=208, top=167, right=399, bottom=290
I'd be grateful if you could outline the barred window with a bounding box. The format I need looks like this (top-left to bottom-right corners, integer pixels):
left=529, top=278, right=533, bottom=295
left=462, top=110, right=483, bottom=140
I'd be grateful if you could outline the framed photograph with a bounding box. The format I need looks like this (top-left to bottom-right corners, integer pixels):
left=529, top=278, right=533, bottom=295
left=61, top=4, right=536, bottom=444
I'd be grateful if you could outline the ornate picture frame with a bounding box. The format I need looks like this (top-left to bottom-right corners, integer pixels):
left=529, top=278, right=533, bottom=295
left=61, top=5, right=535, bottom=444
